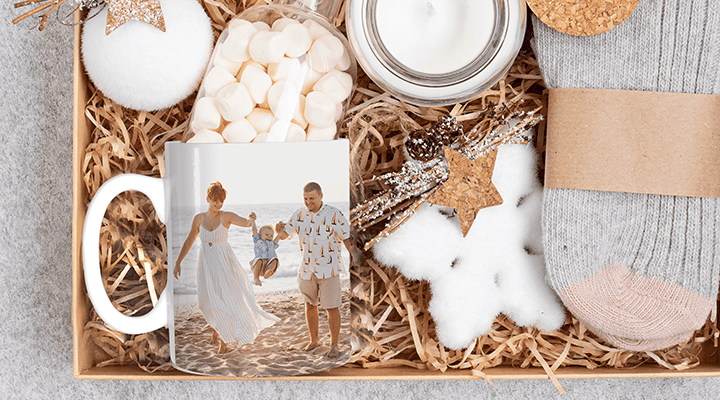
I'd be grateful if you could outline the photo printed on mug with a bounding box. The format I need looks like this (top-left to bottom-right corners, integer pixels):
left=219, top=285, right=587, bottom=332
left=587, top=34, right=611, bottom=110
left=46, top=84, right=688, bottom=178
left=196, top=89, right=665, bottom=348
left=168, top=140, right=352, bottom=377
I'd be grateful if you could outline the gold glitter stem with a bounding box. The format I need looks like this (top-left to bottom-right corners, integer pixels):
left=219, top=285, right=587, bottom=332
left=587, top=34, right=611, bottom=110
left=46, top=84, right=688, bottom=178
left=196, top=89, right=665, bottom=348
left=12, top=0, right=59, bottom=25
left=14, top=0, right=48, bottom=8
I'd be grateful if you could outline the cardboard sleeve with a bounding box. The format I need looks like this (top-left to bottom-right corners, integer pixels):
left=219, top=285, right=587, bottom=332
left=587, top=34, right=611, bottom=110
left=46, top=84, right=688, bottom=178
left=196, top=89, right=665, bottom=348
left=544, top=88, right=720, bottom=198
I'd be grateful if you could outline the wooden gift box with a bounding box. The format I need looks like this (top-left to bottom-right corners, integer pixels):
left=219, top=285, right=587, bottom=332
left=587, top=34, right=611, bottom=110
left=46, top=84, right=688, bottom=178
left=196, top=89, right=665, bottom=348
left=71, top=7, right=720, bottom=382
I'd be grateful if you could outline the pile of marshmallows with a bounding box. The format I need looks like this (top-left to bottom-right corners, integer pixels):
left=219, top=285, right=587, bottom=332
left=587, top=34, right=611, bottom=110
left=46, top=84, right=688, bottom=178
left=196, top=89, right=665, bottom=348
left=188, top=17, right=354, bottom=143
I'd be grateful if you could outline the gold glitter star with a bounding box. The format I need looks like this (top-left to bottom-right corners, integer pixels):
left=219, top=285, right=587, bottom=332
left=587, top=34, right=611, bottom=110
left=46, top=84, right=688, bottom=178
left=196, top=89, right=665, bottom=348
left=428, top=147, right=503, bottom=236
left=106, top=0, right=166, bottom=35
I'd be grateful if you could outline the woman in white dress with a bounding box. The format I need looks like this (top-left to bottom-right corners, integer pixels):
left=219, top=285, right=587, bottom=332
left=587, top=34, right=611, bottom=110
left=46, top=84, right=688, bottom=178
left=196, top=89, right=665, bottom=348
left=173, top=181, right=279, bottom=353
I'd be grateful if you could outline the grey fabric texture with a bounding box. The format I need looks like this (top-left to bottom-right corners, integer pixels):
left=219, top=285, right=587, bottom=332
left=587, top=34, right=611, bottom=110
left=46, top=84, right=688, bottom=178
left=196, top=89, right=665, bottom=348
left=535, top=0, right=720, bottom=298
left=534, top=0, right=720, bottom=349
left=2, top=1, right=720, bottom=398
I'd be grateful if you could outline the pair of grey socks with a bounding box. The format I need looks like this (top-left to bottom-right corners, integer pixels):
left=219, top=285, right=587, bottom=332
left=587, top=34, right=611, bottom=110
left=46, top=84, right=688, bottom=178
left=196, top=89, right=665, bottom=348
left=533, top=0, right=720, bottom=351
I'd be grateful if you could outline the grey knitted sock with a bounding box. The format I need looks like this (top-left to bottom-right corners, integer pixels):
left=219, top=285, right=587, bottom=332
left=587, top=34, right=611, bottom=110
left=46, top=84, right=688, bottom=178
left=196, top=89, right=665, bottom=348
left=533, top=0, right=720, bottom=351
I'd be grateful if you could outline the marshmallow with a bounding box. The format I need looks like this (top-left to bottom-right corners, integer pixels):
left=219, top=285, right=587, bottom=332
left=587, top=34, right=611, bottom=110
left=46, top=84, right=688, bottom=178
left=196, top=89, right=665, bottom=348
left=202, top=66, right=237, bottom=98
left=292, top=95, right=308, bottom=129
left=282, top=23, right=313, bottom=58
left=303, top=19, right=332, bottom=40
left=215, top=83, right=254, bottom=121
left=188, top=129, right=224, bottom=143
left=248, top=31, right=289, bottom=64
left=222, top=22, right=258, bottom=63
left=190, top=97, right=222, bottom=131
left=222, top=118, right=257, bottom=142
left=267, top=81, right=301, bottom=121
left=313, top=69, right=353, bottom=103
left=267, top=57, right=302, bottom=83
left=252, top=132, right=270, bottom=142
left=212, top=42, right=243, bottom=75
left=228, top=18, right=253, bottom=31
left=308, top=34, right=344, bottom=73
left=300, top=67, right=323, bottom=95
left=304, top=91, right=337, bottom=128
left=268, top=120, right=306, bottom=142
left=271, top=17, right=300, bottom=32
left=239, top=64, right=272, bottom=104
left=336, top=46, right=352, bottom=71
left=285, top=122, right=307, bottom=141
left=257, top=98, right=271, bottom=110
left=246, top=108, right=275, bottom=134
left=236, top=60, right=266, bottom=79
left=306, top=124, right=337, bottom=141
left=252, top=21, right=270, bottom=32
left=335, top=101, right=344, bottom=121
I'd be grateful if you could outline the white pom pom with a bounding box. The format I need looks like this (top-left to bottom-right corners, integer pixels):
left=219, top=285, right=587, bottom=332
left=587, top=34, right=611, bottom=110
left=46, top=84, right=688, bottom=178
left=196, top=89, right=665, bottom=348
left=81, top=0, right=213, bottom=111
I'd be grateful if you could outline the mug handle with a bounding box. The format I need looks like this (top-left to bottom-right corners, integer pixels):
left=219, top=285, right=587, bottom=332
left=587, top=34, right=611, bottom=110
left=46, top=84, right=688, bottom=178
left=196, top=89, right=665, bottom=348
left=82, top=174, right=169, bottom=334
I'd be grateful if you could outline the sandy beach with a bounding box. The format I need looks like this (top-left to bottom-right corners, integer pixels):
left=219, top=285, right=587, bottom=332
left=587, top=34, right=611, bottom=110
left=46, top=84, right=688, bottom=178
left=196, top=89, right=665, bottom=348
left=173, top=286, right=352, bottom=377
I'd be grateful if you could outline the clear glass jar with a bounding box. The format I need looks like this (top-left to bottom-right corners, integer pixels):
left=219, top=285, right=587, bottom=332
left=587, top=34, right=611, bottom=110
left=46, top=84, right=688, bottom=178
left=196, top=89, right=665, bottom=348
left=187, top=0, right=357, bottom=143
left=346, top=0, right=525, bottom=107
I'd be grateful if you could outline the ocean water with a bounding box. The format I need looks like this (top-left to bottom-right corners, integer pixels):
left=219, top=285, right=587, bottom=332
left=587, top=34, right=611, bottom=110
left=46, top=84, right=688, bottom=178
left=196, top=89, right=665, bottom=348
left=171, top=202, right=350, bottom=297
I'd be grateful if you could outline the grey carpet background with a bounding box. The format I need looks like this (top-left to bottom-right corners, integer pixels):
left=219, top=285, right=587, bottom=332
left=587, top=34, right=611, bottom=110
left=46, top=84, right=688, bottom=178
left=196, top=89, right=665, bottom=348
left=2, top=3, right=720, bottom=399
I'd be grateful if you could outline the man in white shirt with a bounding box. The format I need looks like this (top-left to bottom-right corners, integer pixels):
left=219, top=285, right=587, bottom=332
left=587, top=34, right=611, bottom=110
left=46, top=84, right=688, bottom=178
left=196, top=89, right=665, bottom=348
left=276, top=182, right=355, bottom=357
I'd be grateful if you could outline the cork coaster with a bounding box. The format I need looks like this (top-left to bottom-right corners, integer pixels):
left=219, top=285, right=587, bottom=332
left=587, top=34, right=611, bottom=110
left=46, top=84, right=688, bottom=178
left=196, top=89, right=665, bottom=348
left=527, top=0, right=640, bottom=36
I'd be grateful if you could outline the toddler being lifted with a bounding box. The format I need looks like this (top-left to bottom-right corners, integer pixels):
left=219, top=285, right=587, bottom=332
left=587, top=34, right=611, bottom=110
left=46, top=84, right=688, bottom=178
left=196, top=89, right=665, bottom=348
left=249, top=213, right=281, bottom=286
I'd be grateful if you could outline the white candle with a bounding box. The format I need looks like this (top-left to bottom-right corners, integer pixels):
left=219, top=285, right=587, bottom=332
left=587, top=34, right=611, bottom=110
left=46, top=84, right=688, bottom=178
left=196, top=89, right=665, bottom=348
left=374, top=0, right=494, bottom=74
left=346, top=0, right=525, bottom=106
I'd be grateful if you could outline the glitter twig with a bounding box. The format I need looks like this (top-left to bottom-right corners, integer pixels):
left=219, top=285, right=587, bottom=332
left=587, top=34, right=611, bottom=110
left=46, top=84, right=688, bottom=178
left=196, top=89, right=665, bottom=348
left=350, top=98, right=543, bottom=250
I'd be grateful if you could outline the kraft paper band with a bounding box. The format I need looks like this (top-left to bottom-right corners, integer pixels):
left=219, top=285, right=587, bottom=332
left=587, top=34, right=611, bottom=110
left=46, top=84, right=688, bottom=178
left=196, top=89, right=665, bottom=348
left=545, top=88, right=720, bottom=198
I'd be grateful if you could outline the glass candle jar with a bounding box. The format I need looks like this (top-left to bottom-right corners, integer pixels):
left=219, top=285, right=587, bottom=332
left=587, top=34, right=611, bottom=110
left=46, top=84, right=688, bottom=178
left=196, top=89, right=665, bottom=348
left=187, top=0, right=357, bottom=143
left=346, top=0, right=525, bottom=107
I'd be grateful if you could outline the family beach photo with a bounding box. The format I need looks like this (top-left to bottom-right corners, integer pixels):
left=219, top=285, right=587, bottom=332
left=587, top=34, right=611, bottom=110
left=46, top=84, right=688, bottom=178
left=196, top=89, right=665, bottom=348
left=167, top=141, right=353, bottom=377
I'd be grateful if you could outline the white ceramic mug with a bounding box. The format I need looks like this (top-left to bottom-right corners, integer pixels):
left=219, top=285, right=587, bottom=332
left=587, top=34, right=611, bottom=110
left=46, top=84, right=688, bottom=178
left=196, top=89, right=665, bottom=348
left=83, top=141, right=353, bottom=377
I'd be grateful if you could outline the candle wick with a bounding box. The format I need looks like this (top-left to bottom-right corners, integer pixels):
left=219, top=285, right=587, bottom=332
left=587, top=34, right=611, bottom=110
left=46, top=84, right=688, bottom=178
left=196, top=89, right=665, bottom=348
left=426, top=2, right=436, bottom=15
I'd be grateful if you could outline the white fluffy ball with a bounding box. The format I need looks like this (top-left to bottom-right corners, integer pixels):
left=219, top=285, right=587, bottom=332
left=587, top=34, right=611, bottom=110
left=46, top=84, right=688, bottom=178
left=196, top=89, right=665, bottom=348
left=81, top=0, right=213, bottom=111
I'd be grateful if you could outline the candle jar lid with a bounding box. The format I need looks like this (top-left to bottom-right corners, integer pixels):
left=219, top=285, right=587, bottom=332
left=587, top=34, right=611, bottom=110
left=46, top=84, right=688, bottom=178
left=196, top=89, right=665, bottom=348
left=347, top=0, right=525, bottom=107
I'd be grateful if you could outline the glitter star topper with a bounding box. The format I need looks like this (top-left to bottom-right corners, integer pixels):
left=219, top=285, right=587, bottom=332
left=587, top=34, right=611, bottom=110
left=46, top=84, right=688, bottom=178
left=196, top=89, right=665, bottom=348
left=428, top=147, right=503, bottom=236
left=350, top=98, right=542, bottom=250
left=106, top=0, right=166, bottom=35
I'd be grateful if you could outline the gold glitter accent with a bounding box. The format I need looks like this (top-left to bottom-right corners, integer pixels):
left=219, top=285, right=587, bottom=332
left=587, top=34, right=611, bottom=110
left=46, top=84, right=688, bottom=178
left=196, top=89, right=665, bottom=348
left=427, top=147, right=503, bottom=237
left=105, top=0, right=166, bottom=35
